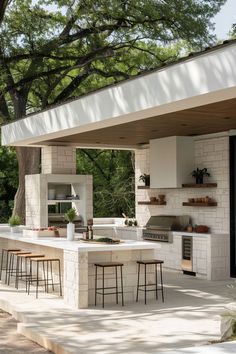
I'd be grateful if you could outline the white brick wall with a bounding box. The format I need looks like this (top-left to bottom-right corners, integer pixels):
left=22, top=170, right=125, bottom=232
left=25, top=174, right=93, bottom=228
left=42, top=146, right=76, bottom=174
left=135, top=136, right=229, bottom=234
left=153, top=232, right=230, bottom=280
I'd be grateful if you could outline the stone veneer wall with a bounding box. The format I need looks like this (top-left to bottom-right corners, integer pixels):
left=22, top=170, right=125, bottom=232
left=25, top=174, right=93, bottom=228
left=135, top=136, right=229, bottom=234
left=42, top=146, right=76, bottom=174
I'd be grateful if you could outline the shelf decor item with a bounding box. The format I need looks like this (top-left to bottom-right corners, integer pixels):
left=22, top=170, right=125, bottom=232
left=64, top=208, right=77, bottom=241
left=124, top=218, right=138, bottom=227
left=139, top=173, right=150, bottom=187
left=191, top=168, right=210, bottom=184
left=8, top=214, right=21, bottom=233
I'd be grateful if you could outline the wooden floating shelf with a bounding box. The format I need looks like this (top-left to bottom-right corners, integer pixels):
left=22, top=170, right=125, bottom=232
left=182, top=202, right=217, bottom=207
left=182, top=183, right=217, bottom=188
left=138, top=201, right=166, bottom=205
left=47, top=199, right=80, bottom=204
left=137, top=186, right=150, bottom=189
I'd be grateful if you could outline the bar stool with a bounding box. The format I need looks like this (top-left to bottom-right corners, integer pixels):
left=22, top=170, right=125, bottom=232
left=0, top=248, right=21, bottom=283
left=136, top=259, right=164, bottom=305
left=94, top=262, right=124, bottom=308
left=15, top=253, right=45, bottom=290
left=27, top=257, right=62, bottom=298
left=7, top=251, right=32, bottom=286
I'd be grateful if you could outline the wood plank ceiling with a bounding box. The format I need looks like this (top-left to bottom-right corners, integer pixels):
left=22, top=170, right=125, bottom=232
left=44, top=97, right=236, bottom=147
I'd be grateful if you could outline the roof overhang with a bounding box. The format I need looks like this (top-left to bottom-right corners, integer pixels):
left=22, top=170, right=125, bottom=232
left=2, top=41, right=236, bottom=149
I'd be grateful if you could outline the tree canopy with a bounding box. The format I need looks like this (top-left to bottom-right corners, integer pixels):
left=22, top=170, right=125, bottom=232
left=0, top=0, right=226, bottom=121
left=0, top=0, right=226, bottom=221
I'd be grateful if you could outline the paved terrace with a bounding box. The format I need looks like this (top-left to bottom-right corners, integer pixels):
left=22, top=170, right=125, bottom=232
left=0, top=268, right=236, bottom=354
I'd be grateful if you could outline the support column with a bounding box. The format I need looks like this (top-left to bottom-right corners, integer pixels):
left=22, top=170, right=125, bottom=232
left=135, top=148, right=150, bottom=227
left=41, top=146, right=76, bottom=174
left=63, top=250, right=89, bottom=309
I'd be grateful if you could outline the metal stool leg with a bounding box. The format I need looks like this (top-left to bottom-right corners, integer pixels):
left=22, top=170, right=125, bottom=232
left=42, top=261, right=46, bottom=292
left=136, top=263, right=140, bottom=302
left=0, top=250, right=5, bottom=280
left=7, top=253, right=14, bottom=285
left=115, top=266, right=118, bottom=304
left=46, top=260, right=49, bottom=292
left=144, top=264, right=147, bottom=305
left=25, top=258, right=29, bottom=293
left=4, top=252, right=9, bottom=284
left=160, top=263, right=164, bottom=302
left=155, top=264, right=158, bottom=300
left=120, top=265, right=124, bottom=306
left=50, top=261, right=54, bottom=291
left=36, top=262, right=39, bottom=298
left=58, top=260, right=62, bottom=296
left=95, top=265, right=97, bottom=306
left=102, top=267, right=105, bottom=308
left=15, top=256, right=20, bottom=289
left=28, top=260, right=32, bottom=295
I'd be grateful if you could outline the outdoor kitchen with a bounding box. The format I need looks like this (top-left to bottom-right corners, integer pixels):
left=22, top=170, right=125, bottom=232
left=1, top=40, right=235, bottom=312
left=9, top=133, right=230, bottom=288
left=92, top=134, right=230, bottom=281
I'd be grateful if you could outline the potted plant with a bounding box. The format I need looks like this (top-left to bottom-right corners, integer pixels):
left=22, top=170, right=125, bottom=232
left=64, top=208, right=77, bottom=241
left=191, top=168, right=210, bottom=184
left=139, top=173, right=150, bottom=186
left=8, top=214, right=21, bottom=233
left=125, top=218, right=138, bottom=227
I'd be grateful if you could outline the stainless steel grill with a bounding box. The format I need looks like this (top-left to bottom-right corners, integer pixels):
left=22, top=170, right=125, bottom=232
left=143, top=215, right=190, bottom=242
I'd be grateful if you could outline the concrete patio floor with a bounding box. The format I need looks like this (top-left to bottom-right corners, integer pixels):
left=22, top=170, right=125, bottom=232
left=0, top=268, right=236, bottom=354
left=0, top=309, right=51, bottom=353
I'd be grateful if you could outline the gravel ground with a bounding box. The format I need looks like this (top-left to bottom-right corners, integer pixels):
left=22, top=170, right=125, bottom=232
left=0, top=309, right=52, bottom=353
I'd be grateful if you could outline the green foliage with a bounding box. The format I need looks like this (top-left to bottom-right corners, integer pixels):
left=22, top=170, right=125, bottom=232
left=191, top=168, right=210, bottom=178
left=64, top=207, right=77, bottom=223
left=77, top=149, right=135, bottom=217
left=8, top=214, right=21, bottom=226
left=229, top=24, right=236, bottom=39
left=0, top=145, right=18, bottom=222
left=0, top=0, right=226, bottom=119
left=139, top=173, right=150, bottom=186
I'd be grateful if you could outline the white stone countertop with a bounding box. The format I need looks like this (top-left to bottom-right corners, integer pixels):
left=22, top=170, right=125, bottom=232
left=0, top=231, right=161, bottom=252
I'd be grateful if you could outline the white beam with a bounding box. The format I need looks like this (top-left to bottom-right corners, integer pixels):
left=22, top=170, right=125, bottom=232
left=2, top=42, right=236, bottom=146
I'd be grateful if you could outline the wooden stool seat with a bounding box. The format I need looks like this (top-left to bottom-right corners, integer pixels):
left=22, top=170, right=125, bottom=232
left=95, top=262, right=124, bottom=307
left=10, top=251, right=32, bottom=255
left=137, top=260, right=164, bottom=265
left=94, top=262, right=124, bottom=267
left=31, top=257, right=60, bottom=262
left=136, top=259, right=164, bottom=304
left=2, top=248, right=21, bottom=252
left=18, top=253, right=45, bottom=258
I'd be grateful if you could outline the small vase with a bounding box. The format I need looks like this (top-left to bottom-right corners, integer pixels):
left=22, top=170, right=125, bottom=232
left=67, top=222, right=75, bottom=241
left=145, top=176, right=150, bottom=186
left=196, top=176, right=203, bottom=184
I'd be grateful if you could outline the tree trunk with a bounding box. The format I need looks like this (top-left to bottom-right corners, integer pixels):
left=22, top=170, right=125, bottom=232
left=13, top=146, right=41, bottom=223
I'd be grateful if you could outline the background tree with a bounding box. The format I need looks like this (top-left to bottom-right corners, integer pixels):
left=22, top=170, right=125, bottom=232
left=77, top=149, right=135, bottom=217
left=0, top=146, right=18, bottom=222
left=230, top=23, right=236, bottom=38
left=0, top=0, right=226, bottom=221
